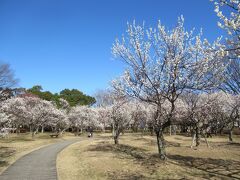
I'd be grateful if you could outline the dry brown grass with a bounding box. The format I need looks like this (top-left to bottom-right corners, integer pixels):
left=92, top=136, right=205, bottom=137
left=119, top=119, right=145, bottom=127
left=0, top=132, right=78, bottom=174
left=57, top=133, right=240, bottom=180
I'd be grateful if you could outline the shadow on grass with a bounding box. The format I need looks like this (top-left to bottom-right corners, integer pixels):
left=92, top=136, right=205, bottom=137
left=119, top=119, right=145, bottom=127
left=88, top=142, right=148, bottom=160
left=0, top=160, right=8, bottom=167
left=132, top=137, right=156, bottom=146
left=88, top=140, right=178, bottom=164
left=0, top=133, right=35, bottom=143
left=0, top=138, right=34, bottom=143
left=107, top=171, right=148, bottom=180
left=0, top=133, right=63, bottom=143
left=168, top=154, right=240, bottom=179
left=87, top=141, right=164, bottom=179
left=220, top=142, right=240, bottom=148
left=94, top=135, right=113, bottom=141
left=143, top=139, right=180, bottom=147
left=204, top=141, right=240, bottom=150
left=87, top=140, right=240, bottom=179
left=0, top=146, right=16, bottom=167
left=130, top=136, right=180, bottom=148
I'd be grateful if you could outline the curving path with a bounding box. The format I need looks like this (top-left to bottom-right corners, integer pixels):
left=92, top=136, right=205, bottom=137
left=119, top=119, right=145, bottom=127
left=0, top=139, right=79, bottom=180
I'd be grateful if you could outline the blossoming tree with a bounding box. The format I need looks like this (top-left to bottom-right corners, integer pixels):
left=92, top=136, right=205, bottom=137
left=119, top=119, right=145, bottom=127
left=2, top=96, right=69, bottom=137
left=112, top=17, right=225, bottom=159
left=68, top=105, right=98, bottom=135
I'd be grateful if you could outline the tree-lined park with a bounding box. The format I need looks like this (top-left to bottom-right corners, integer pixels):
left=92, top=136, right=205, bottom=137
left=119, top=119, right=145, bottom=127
left=0, top=0, right=239, bottom=179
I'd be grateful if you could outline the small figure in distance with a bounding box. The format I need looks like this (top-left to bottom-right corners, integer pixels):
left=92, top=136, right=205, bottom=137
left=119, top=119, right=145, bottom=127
left=87, top=126, right=93, bottom=138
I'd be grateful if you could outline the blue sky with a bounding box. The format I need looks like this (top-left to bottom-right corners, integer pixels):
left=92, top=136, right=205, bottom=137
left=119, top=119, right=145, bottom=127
left=0, top=0, right=224, bottom=95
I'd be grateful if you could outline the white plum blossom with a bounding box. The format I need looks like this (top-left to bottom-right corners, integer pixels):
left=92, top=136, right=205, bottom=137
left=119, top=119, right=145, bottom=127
left=1, top=96, right=69, bottom=137
left=211, top=0, right=240, bottom=56
left=105, top=92, right=131, bottom=144
left=68, top=105, right=99, bottom=135
left=1, top=97, right=29, bottom=130
left=95, top=106, right=112, bottom=132
left=112, top=17, right=226, bottom=159
left=0, top=111, right=11, bottom=132
left=209, top=92, right=240, bottom=141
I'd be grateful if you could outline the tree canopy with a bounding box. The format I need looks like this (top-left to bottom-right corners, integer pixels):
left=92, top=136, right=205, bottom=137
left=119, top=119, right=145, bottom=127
left=27, top=86, right=95, bottom=107
left=59, top=89, right=96, bottom=107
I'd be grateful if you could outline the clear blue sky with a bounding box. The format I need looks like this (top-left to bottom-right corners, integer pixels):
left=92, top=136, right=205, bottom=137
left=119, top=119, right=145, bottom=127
left=0, top=0, right=224, bottom=95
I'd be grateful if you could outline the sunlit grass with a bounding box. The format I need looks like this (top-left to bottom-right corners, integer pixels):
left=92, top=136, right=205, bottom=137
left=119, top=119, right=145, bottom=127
left=57, top=133, right=240, bottom=179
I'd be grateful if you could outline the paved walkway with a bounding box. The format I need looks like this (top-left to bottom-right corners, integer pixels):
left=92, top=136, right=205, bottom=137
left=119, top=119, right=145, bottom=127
left=0, top=139, right=79, bottom=180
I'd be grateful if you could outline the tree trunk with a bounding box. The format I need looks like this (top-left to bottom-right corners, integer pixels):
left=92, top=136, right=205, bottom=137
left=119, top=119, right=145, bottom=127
left=219, top=125, right=225, bottom=135
left=113, top=129, right=120, bottom=145
left=203, top=135, right=210, bottom=147
left=41, top=125, right=44, bottom=133
left=156, top=130, right=166, bottom=160
left=32, top=129, right=36, bottom=138
left=135, top=126, right=138, bottom=133
left=229, top=130, right=233, bottom=141
left=112, top=124, right=115, bottom=137
left=114, top=134, right=119, bottom=144
left=191, top=133, right=196, bottom=148
left=32, top=127, right=39, bottom=138
left=113, top=123, right=119, bottom=145
left=150, top=126, right=154, bottom=136
left=172, top=125, right=176, bottom=135
left=30, top=125, right=35, bottom=138
left=196, top=126, right=200, bottom=147
left=17, top=126, right=20, bottom=134
left=76, top=127, right=80, bottom=136
left=229, top=122, right=234, bottom=142
left=141, top=128, right=145, bottom=137
left=102, top=127, right=105, bottom=133
left=29, top=125, right=32, bottom=133
left=60, top=129, right=66, bottom=136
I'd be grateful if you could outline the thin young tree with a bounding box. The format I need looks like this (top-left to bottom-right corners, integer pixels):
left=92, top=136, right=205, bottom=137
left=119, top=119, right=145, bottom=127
left=109, top=92, right=130, bottom=145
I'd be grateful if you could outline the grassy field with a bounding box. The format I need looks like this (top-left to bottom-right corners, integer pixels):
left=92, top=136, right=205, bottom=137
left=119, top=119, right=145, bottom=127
left=0, top=132, right=79, bottom=174
left=57, top=133, right=240, bottom=180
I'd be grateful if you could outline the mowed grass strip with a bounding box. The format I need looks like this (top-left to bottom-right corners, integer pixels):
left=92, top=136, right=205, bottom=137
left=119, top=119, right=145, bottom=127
left=57, top=133, right=240, bottom=180
left=0, top=132, right=78, bottom=174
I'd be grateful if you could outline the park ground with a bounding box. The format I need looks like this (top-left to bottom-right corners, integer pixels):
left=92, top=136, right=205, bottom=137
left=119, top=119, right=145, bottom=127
left=0, top=132, right=240, bottom=179
left=57, top=133, right=240, bottom=180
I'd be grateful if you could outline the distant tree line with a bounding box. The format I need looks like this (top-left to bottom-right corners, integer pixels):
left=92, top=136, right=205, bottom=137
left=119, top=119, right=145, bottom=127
left=27, top=85, right=96, bottom=107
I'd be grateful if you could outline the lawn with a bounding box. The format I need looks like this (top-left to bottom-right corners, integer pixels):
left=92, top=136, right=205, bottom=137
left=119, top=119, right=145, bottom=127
left=57, top=133, right=240, bottom=180
left=0, top=132, right=78, bottom=174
